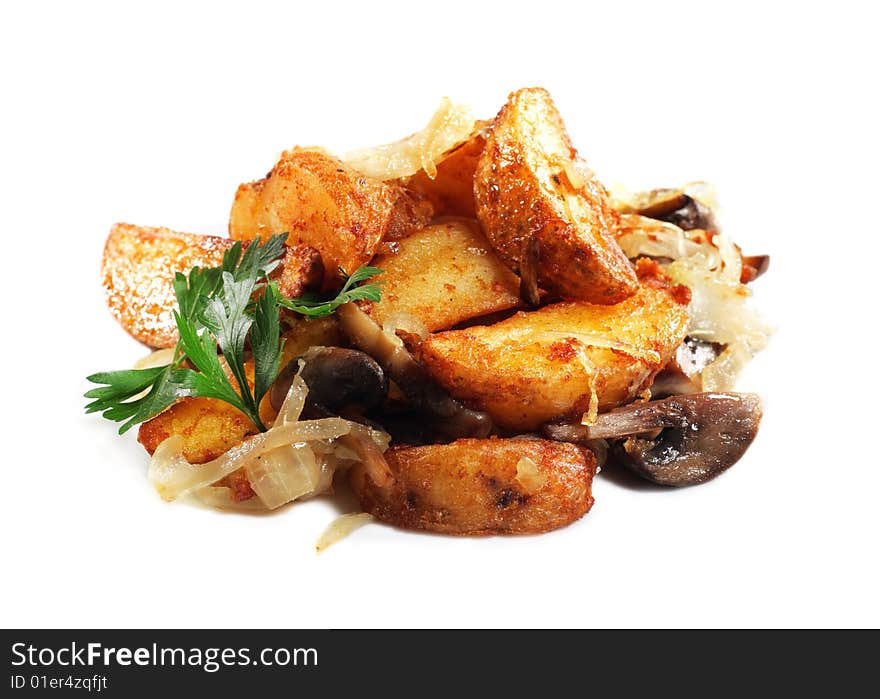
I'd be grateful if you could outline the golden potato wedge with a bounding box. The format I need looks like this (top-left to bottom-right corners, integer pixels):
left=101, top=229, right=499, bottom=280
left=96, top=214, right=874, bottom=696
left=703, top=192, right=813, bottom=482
left=102, top=223, right=322, bottom=348
left=350, top=438, right=595, bottom=535
left=363, top=219, right=521, bottom=332
left=277, top=316, right=344, bottom=368
left=138, top=397, right=258, bottom=465
left=401, top=123, right=489, bottom=218
left=416, top=283, right=690, bottom=431
left=229, top=149, right=432, bottom=289
left=474, top=87, right=638, bottom=304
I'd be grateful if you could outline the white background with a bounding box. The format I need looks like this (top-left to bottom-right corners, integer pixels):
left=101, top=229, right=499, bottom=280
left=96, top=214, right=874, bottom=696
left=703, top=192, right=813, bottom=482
left=1, top=1, right=877, bottom=628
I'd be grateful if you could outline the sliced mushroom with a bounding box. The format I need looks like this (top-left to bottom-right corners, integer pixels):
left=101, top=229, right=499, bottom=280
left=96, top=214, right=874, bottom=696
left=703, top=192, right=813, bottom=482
left=741, top=254, right=770, bottom=284
left=270, top=346, right=388, bottom=419
left=619, top=188, right=718, bottom=232
left=336, top=302, right=495, bottom=440
left=620, top=188, right=769, bottom=284
left=543, top=392, right=762, bottom=486
left=622, top=188, right=689, bottom=219
left=656, top=195, right=717, bottom=232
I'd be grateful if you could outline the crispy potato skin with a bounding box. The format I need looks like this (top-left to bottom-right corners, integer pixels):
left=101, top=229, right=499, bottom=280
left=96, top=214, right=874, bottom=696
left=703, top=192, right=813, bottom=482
left=138, top=397, right=258, bottom=465
left=103, top=224, right=228, bottom=349
left=474, top=87, right=638, bottom=304
left=350, top=439, right=595, bottom=535
left=364, top=219, right=521, bottom=332
left=102, top=223, right=322, bottom=348
left=276, top=316, right=344, bottom=368
left=401, top=125, right=489, bottom=218
left=229, top=149, right=432, bottom=288
left=137, top=317, right=342, bottom=467
left=416, top=283, right=690, bottom=431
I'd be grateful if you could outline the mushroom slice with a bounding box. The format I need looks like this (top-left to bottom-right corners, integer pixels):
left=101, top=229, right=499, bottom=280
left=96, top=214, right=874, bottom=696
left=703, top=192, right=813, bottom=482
left=615, top=187, right=718, bottom=232
left=741, top=254, right=770, bottom=284
left=336, top=302, right=494, bottom=440
left=544, top=392, right=762, bottom=486
left=618, top=188, right=689, bottom=220
left=651, top=194, right=717, bottom=232
left=270, top=347, right=388, bottom=419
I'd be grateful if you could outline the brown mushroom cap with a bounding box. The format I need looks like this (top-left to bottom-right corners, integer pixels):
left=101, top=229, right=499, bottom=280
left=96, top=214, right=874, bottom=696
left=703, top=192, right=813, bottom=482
left=625, top=188, right=718, bottom=232
left=544, top=392, right=762, bottom=486
left=270, top=346, right=388, bottom=419
left=741, top=254, right=771, bottom=283
left=656, top=195, right=717, bottom=232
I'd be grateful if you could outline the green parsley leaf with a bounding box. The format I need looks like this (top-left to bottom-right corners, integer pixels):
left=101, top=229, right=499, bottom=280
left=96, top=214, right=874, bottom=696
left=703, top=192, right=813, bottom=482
left=173, top=312, right=249, bottom=413
left=198, top=273, right=263, bottom=429
left=274, top=265, right=384, bottom=318
left=173, top=265, right=222, bottom=326
left=84, top=362, right=192, bottom=434
left=234, top=234, right=286, bottom=281
left=171, top=235, right=286, bottom=327
left=251, top=287, right=283, bottom=409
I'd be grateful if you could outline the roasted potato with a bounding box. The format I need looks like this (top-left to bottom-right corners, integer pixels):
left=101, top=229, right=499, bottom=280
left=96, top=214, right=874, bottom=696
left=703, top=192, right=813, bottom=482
left=401, top=123, right=489, bottom=218
left=138, top=397, right=258, bottom=465
left=350, top=438, right=595, bottom=535
left=137, top=317, right=342, bottom=465
left=474, top=87, right=638, bottom=304
left=363, top=219, right=521, bottom=332
left=102, top=223, right=322, bottom=348
left=229, top=148, right=433, bottom=288
left=416, top=282, right=690, bottom=431
left=277, top=316, right=344, bottom=368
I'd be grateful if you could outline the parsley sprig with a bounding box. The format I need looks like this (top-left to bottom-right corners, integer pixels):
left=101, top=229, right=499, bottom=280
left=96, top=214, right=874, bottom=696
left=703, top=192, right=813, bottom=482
left=272, top=265, right=384, bottom=317
left=85, top=235, right=383, bottom=434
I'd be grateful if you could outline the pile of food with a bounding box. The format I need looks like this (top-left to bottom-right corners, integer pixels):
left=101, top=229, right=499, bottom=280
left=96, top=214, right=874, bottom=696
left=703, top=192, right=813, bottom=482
left=86, top=87, right=769, bottom=536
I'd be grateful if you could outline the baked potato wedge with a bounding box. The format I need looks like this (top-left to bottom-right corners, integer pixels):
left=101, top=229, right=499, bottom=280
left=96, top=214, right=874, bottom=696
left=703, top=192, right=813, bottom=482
left=350, top=438, right=595, bottom=535
left=401, top=123, right=489, bottom=218
left=363, top=219, right=521, bottom=332
left=229, top=149, right=432, bottom=288
left=138, top=397, right=258, bottom=465
left=474, top=87, right=638, bottom=304
left=416, top=282, right=690, bottom=431
left=102, top=223, right=322, bottom=348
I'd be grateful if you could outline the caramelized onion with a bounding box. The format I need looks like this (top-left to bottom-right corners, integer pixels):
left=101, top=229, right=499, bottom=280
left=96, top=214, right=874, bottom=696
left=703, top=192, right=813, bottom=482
left=665, top=252, right=771, bottom=349
left=616, top=214, right=718, bottom=263
left=245, top=444, right=322, bottom=510
left=274, top=369, right=308, bottom=425
left=617, top=207, right=771, bottom=390
left=192, top=486, right=269, bottom=512
left=515, top=457, right=546, bottom=494
left=316, top=513, right=373, bottom=552
left=132, top=348, right=176, bottom=370
left=148, top=418, right=354, bottom=502
left=344, top=98, right=475, bottom=180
